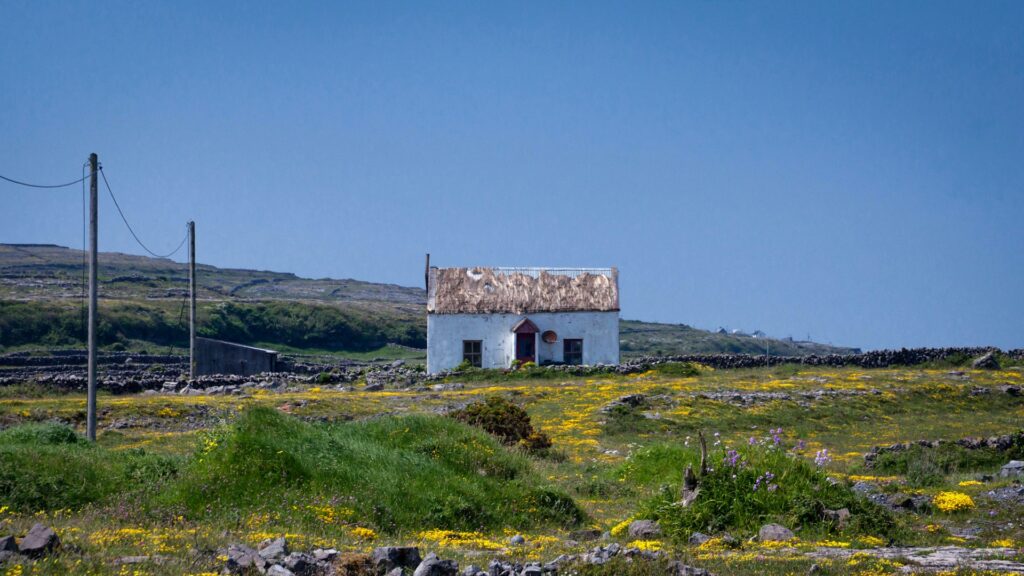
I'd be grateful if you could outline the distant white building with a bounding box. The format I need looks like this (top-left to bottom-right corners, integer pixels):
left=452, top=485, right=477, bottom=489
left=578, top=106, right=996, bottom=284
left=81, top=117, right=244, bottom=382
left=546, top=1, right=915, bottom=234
left=426, top=266, right=620, bottom=374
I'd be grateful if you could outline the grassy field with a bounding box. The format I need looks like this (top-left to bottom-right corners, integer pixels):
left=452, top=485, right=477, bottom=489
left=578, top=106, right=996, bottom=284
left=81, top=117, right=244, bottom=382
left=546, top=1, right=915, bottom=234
left=1, top=363, right=1023, bottom=574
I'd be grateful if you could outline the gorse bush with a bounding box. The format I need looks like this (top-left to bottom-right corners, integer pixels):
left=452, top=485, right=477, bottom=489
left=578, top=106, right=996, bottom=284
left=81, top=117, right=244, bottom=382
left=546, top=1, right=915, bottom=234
left=450, top=396, right=553, bottom=454
left=628, top=431, right=905, bottom=542
left=0, top=423, right=180, bottom=512
left=162, top=407, right=581, bottom=533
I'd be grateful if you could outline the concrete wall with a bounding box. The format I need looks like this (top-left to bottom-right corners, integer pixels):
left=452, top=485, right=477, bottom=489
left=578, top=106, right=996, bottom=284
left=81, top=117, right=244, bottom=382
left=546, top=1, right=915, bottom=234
left=195, top=337, right=278, bottom=376
left=427, top=311, right=619, bottom=374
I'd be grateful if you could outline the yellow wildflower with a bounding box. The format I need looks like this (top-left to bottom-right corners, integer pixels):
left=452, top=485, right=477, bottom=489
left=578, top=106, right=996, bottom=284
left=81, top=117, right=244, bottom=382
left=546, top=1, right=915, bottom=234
left=933, top=491, right=975, bottom=513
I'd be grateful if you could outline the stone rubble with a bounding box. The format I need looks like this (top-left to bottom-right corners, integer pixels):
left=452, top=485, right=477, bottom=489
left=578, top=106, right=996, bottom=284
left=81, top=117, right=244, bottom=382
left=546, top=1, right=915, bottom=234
left=213, top=540, right=714, bottom=576
left=864, top=432, right=1024, bottom=469
left=810, top=545, right=1024, bottom=572
left=4, top=347, right=1023, bottom=395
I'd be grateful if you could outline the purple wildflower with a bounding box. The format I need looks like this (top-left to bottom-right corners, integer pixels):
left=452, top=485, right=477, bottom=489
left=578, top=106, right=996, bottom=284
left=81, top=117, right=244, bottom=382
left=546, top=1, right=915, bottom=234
left=814, top=449, right=831, bottom=467
left=753, top=471, right=776, bottom=492
left=723, top=449, right=742, bottom=467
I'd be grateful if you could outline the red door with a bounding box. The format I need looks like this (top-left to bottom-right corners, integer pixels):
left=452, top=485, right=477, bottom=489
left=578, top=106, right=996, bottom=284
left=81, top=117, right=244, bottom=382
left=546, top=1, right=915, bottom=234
left=515, top=333, right=536, bottom=363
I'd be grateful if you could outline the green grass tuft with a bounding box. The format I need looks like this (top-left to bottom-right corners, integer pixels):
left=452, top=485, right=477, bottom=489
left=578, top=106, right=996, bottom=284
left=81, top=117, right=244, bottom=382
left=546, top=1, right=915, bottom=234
left=0, top=423, right=180, bottom=512
left=870, top=437, right=1024, bottom=487
left=160, top=407, right=583, bottom=533
left=627, top=441, right=906, bottom=542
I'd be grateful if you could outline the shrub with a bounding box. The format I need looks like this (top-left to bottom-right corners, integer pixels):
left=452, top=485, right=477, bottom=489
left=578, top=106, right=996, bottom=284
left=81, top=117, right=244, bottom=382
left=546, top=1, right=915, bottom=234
left=628, top=436, right=905, bottom=542
left=449, top=396, right=553, bottom=454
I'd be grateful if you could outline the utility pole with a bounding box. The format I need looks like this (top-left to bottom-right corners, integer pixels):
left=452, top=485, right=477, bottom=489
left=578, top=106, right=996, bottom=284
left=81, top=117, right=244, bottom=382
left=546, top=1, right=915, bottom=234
left=188, top=221, right=197, bottom=379
left=86, top=153, right=98, bottom=441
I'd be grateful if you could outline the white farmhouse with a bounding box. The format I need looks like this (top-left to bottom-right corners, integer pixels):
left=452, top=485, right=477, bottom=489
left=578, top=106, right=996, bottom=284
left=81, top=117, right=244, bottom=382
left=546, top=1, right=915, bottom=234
left=426, top=266, right=620, bottom=374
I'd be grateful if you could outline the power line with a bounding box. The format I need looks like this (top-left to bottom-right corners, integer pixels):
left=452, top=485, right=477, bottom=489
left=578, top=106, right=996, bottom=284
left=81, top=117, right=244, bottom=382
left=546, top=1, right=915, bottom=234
left=0, top=172, right=89, bottom=189
left=99, top=167, right=188, bottom=259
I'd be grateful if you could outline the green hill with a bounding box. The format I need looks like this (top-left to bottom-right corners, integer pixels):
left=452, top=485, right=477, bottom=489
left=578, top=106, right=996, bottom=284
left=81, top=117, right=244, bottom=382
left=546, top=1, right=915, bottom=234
left=0, top=244, right=858, bottom=357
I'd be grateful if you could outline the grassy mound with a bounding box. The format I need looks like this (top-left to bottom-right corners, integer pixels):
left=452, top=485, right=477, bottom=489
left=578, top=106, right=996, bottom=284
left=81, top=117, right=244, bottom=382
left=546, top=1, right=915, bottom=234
left=626, top=440, right=905, bottom=541
left=0, top=423, right=179, bottom=511
left=162, top=407, right=583, bottom=533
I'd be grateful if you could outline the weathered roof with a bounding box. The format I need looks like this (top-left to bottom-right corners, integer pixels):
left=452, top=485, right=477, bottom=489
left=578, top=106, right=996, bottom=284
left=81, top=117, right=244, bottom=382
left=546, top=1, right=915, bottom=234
left=427, top=267, right=619, bottom=314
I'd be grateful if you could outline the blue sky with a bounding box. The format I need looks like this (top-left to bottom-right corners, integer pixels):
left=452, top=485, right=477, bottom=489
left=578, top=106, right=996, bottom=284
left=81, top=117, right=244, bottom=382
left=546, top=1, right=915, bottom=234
left=2, top=1, right=1022, bottom=350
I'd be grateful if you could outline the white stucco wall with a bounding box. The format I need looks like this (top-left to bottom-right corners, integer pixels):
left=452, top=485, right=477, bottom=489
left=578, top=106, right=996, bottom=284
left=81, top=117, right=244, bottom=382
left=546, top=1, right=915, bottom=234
left=427, top=311, right=619, bottom=374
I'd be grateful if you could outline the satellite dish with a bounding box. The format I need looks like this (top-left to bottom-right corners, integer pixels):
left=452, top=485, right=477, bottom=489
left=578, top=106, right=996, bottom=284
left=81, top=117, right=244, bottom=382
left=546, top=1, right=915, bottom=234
left=541, top=330, right=557, bottom=343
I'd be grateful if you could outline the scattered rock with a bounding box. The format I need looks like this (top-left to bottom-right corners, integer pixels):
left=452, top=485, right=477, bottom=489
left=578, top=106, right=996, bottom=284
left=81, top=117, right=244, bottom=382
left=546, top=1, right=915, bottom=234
left=884, top=493, right=930, bottom=512
left=18, top=523, right=59, bottom=557
left=985, top=485, right=1024, bottom=503
left=627, top=519, right=661, bottom=538
left=569, top=529, right=602, bottom=541
left=852, top=481, right=879, bottom=494
left=972, top=351, right=1000, bottom=370
left=1000, top=460, right=1024, bottom=478
left=601, top=394, right=646, bottom=413
left=283, top=552, right=315, bottom=575
left=413, top=552, right=459, bottom=576
left=758, top=523, right=794, bottom=542
left=509, top=534, right=525, bottom=545
left=226, top=544, right=266, bottom=573
left=0, top=536, right=16, bottom=553
left=259, top=536, right=289, bottom=561
left=688, top=532, right=711, bottom=545
left=999, top=385, right=1022, bottom=396
left=312, top=548, right=338, bottom=563
left=373, top=546, right=423, bottom=573
left=823, top=508, right=851, bottom=529
left=266, top=565, right=295, bottom=576
left=667, top=560, right=713, bottom=575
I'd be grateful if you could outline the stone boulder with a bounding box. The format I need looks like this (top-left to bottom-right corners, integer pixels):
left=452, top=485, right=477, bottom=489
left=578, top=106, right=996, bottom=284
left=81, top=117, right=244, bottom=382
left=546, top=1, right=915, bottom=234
left=226, top=544, right=266, bottom=573
left=413, top=552, right=458, bottom=576
left=1000, top=460, right=1024, bottom=478
left=0, top=536, right=16, bottom=552
left=283, top=552, right=315, bottom=575
left=758, top=523, right=794, bottom=542
left=372, top=546, right=423, bottom=574
left=972, top=351, right=1000, bottom=370
left=688, top=532, right=711, bottom=545
left=18, top=523, right=60, bottom=557
left=627, top=519, right=662, bottom=538
left=259, top=536, right=289, bottom=561
left=823, top=508, right=851, bottom=530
